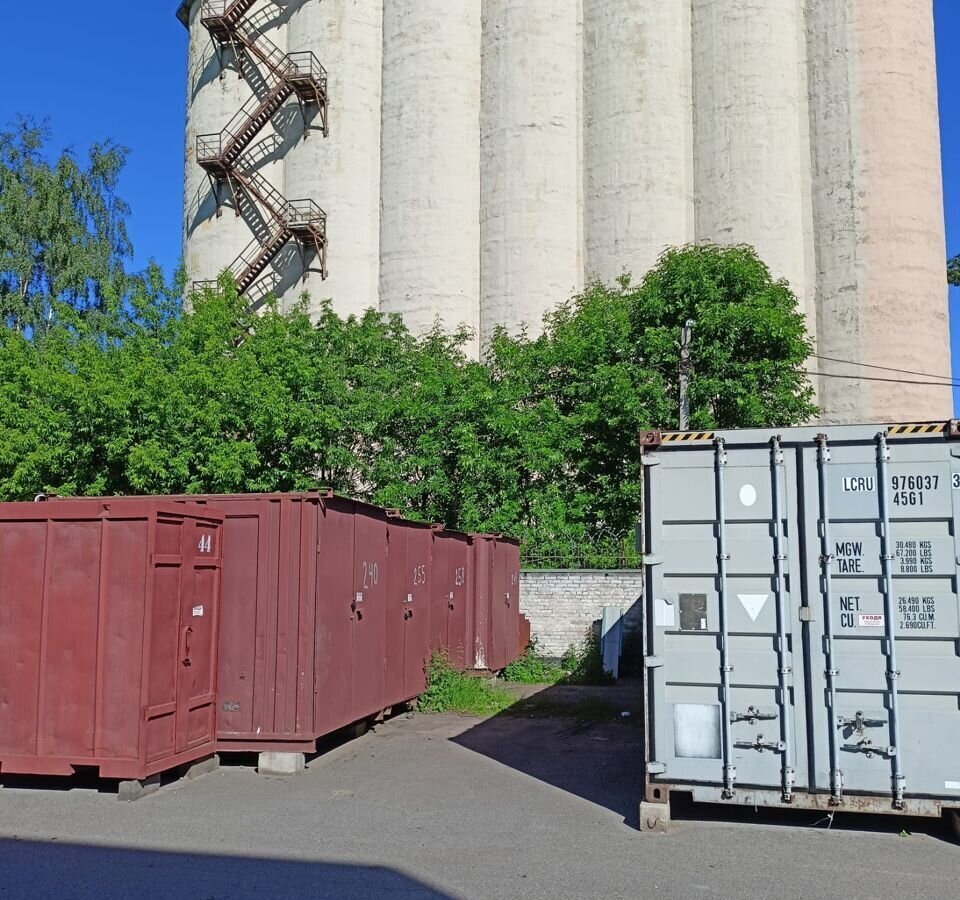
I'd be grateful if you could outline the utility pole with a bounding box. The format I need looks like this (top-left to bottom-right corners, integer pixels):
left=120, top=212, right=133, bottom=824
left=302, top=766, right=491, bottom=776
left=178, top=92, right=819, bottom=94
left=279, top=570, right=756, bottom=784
left=679, top=319, right=694, bottom=430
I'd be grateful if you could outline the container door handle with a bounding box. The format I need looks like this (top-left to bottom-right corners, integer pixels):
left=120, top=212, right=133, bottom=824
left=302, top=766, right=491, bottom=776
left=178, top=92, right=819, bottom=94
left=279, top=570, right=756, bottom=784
left=182, top=626, right=193, bottom=667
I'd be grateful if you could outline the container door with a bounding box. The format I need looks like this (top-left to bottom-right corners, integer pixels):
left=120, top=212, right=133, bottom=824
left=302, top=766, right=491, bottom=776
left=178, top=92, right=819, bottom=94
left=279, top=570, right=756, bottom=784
left=404, top=528, right=433, bottom=698
left=645, top=440, right=808, bottom=799
left=175, top=517, right=220, bottom=754
left=316, top=501, right=356, bottom=734
left=447, top=539, right=470, bottom=669
left=351, top=512, right=388, bottom=720
left=501, top=543, right=521, bottom=667
left=430, top=535, right=451, bottom=654
left=384, top=523, right=408, bottom=706
left=470, top=540, right=494, bottom=671
left=802, top=435, right=960, bottom=804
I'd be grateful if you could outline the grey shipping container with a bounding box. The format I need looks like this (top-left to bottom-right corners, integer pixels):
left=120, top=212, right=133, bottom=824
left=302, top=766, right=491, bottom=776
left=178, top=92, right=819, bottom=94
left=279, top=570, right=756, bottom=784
left=638, top=422, right=960, bottom=836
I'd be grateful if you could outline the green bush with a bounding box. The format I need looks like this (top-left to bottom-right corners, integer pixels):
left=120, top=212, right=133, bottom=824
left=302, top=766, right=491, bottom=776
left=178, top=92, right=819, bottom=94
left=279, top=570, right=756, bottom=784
left=561, top=629, right=614, bottom=686
left=417, top=653, right=515, bottom=716
left=501, top=638, right=565, bottom=685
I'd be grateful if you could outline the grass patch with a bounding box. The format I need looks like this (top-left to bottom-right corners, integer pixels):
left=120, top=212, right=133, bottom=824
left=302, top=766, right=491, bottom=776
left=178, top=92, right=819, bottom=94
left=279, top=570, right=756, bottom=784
left=418, top=653, right=515, bottom=716
left=501, top=638, right=565, bottom=684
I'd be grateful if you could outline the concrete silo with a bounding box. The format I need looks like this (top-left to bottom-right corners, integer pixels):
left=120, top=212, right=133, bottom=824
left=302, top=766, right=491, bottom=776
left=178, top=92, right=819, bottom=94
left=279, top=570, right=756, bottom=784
left=178, top=0, right=953, bottom=425
left=691, top=0, right=814, bottom=325
left=807, top=0, right=952, bottom=424
left=479, top=0, right=583, bottom=344
left=379, top=0, right=482, bottom=353
left=583, top=0, right=695, bottom=286
left=282, top=0, right=383, bottom=319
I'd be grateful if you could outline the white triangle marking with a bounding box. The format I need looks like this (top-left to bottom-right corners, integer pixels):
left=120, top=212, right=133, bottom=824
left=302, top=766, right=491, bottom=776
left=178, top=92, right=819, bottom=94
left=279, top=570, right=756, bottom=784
left=738, top=594, right=769, bottom=623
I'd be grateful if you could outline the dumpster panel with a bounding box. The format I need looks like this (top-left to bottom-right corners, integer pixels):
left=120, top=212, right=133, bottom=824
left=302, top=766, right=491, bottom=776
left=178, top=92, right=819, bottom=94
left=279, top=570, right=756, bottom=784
left=0, top=500, right=222, bottom=780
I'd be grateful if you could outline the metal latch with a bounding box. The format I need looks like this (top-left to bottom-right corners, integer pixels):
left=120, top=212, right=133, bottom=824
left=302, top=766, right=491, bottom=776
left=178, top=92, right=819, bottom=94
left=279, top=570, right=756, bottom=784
left=730, top=705, right=777, bottom=725
left=735, top=734, right=785, bottom=753
left=842, top=739, right=897, bottom=760
left=837, top=711, right=886, bottom=735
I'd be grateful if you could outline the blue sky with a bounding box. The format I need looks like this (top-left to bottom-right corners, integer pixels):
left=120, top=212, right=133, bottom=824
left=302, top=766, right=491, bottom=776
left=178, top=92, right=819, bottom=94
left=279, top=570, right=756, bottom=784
left=1, top=1, right=958, bottom=396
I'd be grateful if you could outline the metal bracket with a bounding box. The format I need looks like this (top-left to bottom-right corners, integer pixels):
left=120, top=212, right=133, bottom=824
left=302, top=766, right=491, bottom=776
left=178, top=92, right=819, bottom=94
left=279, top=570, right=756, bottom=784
left=646, top=761, right=667, bottom=775
left=735, top=734, right=786, bottom=754
left=730, top=705, right=777, bottom=725
left=644, top=656, right=665, bottom=670
left=842, top=740, right=897, bottom=760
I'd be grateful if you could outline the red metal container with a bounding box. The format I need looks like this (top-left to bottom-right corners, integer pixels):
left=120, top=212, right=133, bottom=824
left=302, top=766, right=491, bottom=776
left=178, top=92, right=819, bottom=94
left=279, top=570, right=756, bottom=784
left=429, top=529, right=472, bottom=669
left=470, top=535, right=522, bottom=672
left=59, top=492, right=393, bottom=753
left=384, top=517, right=434, bottom=705
left=0, top=499, right=222, bottom=779
left=167, top=493, right=390, bottom=752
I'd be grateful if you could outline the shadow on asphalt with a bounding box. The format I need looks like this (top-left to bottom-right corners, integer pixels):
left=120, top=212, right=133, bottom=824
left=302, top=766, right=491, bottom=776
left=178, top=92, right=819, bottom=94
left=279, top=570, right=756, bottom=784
left=451, top=680, right=959, bottom=845
left=451, top=681, right=645, bottom=828
left=0, top=839, right=452, bottom=899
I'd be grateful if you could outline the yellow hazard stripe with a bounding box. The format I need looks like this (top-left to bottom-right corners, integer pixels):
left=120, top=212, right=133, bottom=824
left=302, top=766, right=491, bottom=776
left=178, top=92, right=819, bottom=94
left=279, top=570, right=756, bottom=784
left=886, top=423, right=947, bottom=437
left=661, top=431, right=716, bottom=443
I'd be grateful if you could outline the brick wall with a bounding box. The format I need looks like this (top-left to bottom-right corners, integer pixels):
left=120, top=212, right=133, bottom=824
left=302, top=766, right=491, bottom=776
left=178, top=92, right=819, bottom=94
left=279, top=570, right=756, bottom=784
left=519, top=570, right=644, bottom=658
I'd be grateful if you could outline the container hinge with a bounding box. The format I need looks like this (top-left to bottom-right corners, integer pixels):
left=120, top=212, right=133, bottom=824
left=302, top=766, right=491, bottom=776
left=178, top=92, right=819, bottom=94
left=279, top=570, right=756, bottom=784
left=646, top=761, right=667, bottom=775
left=644, top=555, right=663, bottom=567
left=644, top=656, right=665, bottom=669
left=730, top=705, right=777, bottom=725
left=799, top=607, right=814, bottom=623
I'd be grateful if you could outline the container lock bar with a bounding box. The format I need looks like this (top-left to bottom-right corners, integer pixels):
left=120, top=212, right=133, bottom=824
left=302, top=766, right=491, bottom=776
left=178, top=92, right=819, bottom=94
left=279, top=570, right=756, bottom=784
left=770, top=435, right=796, bottom=803
left=876, top=432, right=907, bottom=810
left=714, top=437, right=736, bottom=799
left=817, top=433, right=844, bottom=806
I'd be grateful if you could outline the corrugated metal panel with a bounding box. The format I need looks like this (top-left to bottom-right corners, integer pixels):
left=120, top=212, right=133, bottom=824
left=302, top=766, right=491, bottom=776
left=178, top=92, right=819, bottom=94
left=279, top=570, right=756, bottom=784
left=0, top=499, right=222, bottom=780
left=431, top=530, right=472, bottom=669
left=642, top=422, right=960, bottom=820
left=471, top=534, right=522, bottom=672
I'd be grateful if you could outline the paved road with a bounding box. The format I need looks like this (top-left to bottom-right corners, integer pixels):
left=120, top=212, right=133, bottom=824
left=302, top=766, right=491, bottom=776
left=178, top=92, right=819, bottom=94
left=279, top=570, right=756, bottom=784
left=0, top=709, right=956, bottom=900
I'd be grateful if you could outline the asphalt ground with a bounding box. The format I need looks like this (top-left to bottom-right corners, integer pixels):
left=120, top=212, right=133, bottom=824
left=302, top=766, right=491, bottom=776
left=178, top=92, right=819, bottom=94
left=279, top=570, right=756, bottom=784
left=0, top=699, right=957, bottom=900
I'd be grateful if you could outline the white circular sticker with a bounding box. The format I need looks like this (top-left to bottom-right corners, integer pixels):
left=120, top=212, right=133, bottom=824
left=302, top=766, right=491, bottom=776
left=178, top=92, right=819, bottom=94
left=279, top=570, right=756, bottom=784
left=739, top=484, right=758, bottom=508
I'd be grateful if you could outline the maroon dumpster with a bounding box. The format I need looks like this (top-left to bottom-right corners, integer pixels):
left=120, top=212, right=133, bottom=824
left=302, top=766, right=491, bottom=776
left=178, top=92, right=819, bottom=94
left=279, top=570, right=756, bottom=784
left=430, top=529, right=472, bottom=669
left=0, top=499, right=222, bottom=781
left=54, top=492, right=393, bottom=754
left=471, top=534, right=522, bottom=672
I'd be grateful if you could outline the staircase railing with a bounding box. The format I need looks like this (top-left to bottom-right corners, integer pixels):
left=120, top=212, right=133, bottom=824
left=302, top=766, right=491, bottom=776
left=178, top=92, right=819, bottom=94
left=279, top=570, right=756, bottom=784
left=194, top=0, right=329, bottom=302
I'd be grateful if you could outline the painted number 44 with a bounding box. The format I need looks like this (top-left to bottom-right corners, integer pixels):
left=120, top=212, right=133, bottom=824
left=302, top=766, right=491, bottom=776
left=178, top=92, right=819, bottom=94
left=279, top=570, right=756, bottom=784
left=197, top=534, right=213, bottom=554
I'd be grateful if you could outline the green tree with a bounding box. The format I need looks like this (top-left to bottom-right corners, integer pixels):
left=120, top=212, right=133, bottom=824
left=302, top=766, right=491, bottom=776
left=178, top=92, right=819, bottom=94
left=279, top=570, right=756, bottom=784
left=0, top=118, right=131, bottom=330
left=949, top=254, right=959, bottom=287
left=475, top=244, right=815, bottom=561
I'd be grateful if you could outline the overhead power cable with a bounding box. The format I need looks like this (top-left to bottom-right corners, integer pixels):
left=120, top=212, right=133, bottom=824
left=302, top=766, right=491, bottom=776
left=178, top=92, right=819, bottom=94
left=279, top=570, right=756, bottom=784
left=802, top=370, right=960, bottom=389
left=813, top=354, right=956, bottom=383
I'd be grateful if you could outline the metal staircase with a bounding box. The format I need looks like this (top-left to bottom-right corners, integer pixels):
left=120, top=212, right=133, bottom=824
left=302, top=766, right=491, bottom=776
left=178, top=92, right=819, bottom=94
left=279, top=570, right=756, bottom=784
left=195, top=0, right=328, bottom=302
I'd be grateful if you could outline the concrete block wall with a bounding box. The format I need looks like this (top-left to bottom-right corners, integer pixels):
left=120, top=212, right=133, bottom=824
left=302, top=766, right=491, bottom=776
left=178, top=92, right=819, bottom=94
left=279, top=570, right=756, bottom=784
left=519, top=570, right=643, bottom=658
